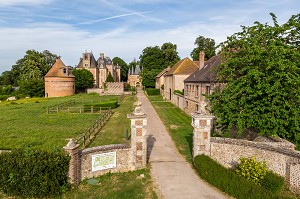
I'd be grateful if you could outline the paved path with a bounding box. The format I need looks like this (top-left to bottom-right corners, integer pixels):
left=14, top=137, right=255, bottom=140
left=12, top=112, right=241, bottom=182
left=136, top=89, right=228, bottom=199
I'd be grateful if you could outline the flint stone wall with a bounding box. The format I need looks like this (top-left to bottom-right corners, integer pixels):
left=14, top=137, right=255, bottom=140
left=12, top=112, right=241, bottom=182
left=80, top=144, right=130, bottom=181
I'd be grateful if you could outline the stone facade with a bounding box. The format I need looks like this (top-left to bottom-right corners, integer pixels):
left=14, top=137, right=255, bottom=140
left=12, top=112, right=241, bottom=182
left=45, top=58, right=75, bottom=98
left=191, top=112, right=300, bottom=191
left=76, top=52, right=121, bottom=89
left=127, top=65, right=141, bottom=87
left=64, top=101, right=147, bottom=184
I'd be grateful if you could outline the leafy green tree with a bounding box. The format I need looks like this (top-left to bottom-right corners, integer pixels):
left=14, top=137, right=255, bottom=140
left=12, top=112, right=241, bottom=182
left=208, top=13, right=300, bottom=145
left=106, top=72, right=115, bottom=82
left=139, top=42, right=180, bottom=88
left=112, top=57, right=128, bottom=82
left=0, top=71, right=14, bottom=86
left=72, top=69, right=94, bottom=93
left=18, top=79, right=45, bottom=97
left=190, top=35, right=216, bottom=61
left=14, top=50, right=58, bottom=81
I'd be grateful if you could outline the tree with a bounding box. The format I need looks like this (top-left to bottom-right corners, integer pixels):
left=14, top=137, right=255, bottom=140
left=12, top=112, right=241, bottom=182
left=139, top=42, right=180, bottom=88
left=72, top=69, right=94, bottom=93
left=18, top=79, right=45, bottom=97
left=208, top=13, right=300, bottom=146
left=112, top=57, right=128, bottom=82
left=106, top=72, right=115, bottom=82
left=190, top=35, right=216, bottom=61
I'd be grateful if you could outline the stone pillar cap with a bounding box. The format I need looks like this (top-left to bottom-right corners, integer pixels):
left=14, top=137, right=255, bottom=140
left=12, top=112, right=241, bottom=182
left=133, top=101, right=145, bottom=116
left=191, top=110, right=215, bottom=118
left=64, top=139, right=79, bottom=149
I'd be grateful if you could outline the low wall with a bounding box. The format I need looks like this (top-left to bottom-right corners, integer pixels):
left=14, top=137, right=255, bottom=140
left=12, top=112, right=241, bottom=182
left=64, top=103, right=148, bottom=185
left=80, top=144, right=131, bottom=180
left=87, top=88, right=103, bottom=94
left=171, top=93, right=184, bottom=111
left=191, top=112, right=300, bottom=191
left=210, top=137, right=300, bottom=177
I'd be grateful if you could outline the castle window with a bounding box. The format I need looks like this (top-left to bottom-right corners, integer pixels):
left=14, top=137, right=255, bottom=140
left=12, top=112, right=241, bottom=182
left=195, top=85, right=199, bottom=97
left=205, top=85, right=211, bottom=95
left=63, top=68, right=67, bottom=74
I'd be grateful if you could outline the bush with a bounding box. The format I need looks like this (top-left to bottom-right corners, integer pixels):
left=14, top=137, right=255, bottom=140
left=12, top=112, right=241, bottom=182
left=0, top=149, right=70, bottom=198
left=174, top=90, right=184, bottom=95
left=146, top=88, right=160, bottom=95
left=84, top=99, right=118, bottom=111
left=261, top=171, right=285, bottom=193
left=194, top=155, right=277, bottom=199
left=235, top=156, right=267, bottom=185
left=0, top=94, right=9, bottom=101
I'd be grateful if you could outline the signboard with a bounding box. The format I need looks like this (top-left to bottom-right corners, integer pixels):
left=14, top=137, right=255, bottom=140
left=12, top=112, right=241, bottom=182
left=92, top=152, right=116, bottom=171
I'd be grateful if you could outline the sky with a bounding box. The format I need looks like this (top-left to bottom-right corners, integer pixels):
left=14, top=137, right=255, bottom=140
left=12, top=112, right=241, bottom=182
left=0, top=0, right=299, bottom=73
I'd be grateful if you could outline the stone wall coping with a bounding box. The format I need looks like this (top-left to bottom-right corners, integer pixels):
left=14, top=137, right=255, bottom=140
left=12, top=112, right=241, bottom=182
left=211, top=137, right=300, bottom=159
left=81, top=144, right=130, bottom=155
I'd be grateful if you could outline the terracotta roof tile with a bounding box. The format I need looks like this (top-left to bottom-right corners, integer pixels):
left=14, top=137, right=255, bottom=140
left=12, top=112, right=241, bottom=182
left=165, top=58, right=199, bottom=76
left=45, top=59, right=74, bottom=77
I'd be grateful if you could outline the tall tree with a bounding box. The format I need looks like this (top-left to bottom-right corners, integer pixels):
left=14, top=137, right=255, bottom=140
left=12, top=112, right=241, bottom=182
left=190, top=35, right=216, bottom=61
left=112, top=57, right=128, bottom=82
left=72, top=69, right=94, bottom=93
left=106, top=72, right=115, bottom=82
left=139, top=42, right=180, bottom=88
left=208, top=13, right=300, bottom=146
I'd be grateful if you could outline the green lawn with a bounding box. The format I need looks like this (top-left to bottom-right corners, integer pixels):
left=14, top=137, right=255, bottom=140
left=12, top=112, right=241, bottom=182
left=0, top=93, right=119, bottom=151
left=89, top=95, right=136, bottom=147
left=62, top=169, right=157, bottom=199
left=147, top=95, right=193, bottom=163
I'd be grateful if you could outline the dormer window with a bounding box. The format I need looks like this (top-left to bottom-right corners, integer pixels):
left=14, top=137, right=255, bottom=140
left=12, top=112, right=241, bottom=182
left=63, top=68, right=67, bottom=74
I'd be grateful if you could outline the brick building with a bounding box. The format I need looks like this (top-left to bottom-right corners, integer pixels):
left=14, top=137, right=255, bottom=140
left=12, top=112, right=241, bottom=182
left=45, top=58, right=75, bottom=97
left=127, top=65, right=142, bottom=87
left=76, top=52, right=121, bottom=88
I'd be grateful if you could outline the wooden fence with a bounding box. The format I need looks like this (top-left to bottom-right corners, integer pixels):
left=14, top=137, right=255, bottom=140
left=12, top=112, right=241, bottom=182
left=75, top=109, right=113, bottom=148
left=47, top=100, right=76, bottom=114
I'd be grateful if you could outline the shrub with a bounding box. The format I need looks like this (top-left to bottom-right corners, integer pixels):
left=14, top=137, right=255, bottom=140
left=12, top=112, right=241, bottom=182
left=194, top=155, right=276, bottom=199
left=0, top=94, right=9, bottom=101
left=84, top=99, right=118, bottom=111
left=261, top=171, right=285, bottom=193
left=146, top=88, right=160, bottom=95
left=235, top=156, right=267, bottom=185
left=173, top=90, right=184, bottom=95
left=0, top=149, right=70, bottom=198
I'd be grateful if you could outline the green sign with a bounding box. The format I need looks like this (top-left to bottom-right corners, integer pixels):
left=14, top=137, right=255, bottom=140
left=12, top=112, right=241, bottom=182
left=92, top=152, right=116, bottom=171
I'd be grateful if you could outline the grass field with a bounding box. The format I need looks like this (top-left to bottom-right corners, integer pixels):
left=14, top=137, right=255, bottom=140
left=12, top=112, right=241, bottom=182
left=62, top=168, right=158, bottom=199
left=0, top=168, right=158, bottom=199
left=0, top=93, right=130, bottom=151
left=147, top=95, right=193, bottom=163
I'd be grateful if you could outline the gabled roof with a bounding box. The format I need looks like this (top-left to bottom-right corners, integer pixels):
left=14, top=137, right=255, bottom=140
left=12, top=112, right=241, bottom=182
left=77, top=53, right=97, bottom=68
left=45, top=59, right=74, bottom=77
left=156, top=67, right=170, bottom=78
left=165, top=58, right=199, bottom=76
left=184, top=55, right=221, bottom=83
left=129, top=65, right=141, bottom=75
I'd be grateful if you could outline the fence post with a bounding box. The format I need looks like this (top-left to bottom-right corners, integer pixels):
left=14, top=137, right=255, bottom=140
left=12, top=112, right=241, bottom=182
left=63, top=139, right=80, bottom=185
left=191, top=111, right=214, bottom=159
left=127, top=101, right=147, bottom=170
left=91, top=106, right=93, bottom=114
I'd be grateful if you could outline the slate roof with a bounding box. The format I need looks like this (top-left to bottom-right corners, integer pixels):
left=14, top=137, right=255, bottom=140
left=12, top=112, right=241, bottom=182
left=45, top=59, right=74, bottom=77
left=165, top=58, right=199, bottom=76
left=77, top=53, right=98, bottom=68
left=184, top=55, right=221, bottom=83
left=156, top=67, right=170, bottom=78
left=129, top=65, right=141, bottom=75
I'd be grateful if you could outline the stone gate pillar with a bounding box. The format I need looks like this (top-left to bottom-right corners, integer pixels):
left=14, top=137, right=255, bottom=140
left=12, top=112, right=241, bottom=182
left=191, top=111, right=214, bottom=158
left=127, top=101, right=147, bottom=169
left=64, top=139, right=80, bottom=185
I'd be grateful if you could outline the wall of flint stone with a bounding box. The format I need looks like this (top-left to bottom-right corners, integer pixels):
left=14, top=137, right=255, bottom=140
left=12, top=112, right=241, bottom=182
left=210, top=137, right=300, bottom=190
left=79, top=144, right=131, bottom=181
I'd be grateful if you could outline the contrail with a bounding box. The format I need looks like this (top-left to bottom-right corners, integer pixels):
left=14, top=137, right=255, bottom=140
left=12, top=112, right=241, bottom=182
left=78, top=11, right=153, bottom=25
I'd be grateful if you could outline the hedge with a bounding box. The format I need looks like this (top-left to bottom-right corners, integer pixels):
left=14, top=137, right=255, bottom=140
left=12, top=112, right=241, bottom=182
left=194, top=155, right=279, bottom=199
left=84, top=99, right=118, bottom=111
left=261, top=171, right=285, bottom=193
left=0, top=149, right=70, bottom=198
left=146, top=88, right=160, bottom=95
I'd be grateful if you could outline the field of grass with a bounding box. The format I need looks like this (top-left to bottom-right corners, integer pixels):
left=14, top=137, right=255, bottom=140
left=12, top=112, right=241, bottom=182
left=0, top=93, right=120, bottom=151
left=62, top=169, right=158, bottom=199
left=89, top=94, right=136, bottom=147
left=147, top=95, right=193, bottom=163
left=0, top=168, right=158, bottom=199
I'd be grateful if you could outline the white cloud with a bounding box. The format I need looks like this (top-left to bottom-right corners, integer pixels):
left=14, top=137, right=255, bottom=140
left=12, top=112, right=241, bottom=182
left=0, top=0, right=52, bottom=6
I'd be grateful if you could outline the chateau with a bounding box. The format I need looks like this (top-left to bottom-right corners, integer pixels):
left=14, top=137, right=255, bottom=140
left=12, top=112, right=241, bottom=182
left=76, top=52, right=121, bottom=88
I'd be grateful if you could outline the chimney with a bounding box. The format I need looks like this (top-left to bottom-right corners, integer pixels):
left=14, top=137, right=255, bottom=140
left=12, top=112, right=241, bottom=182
left=100, top=53, right=104, bottom=59
left=199, top=51, right=205, bottom=69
